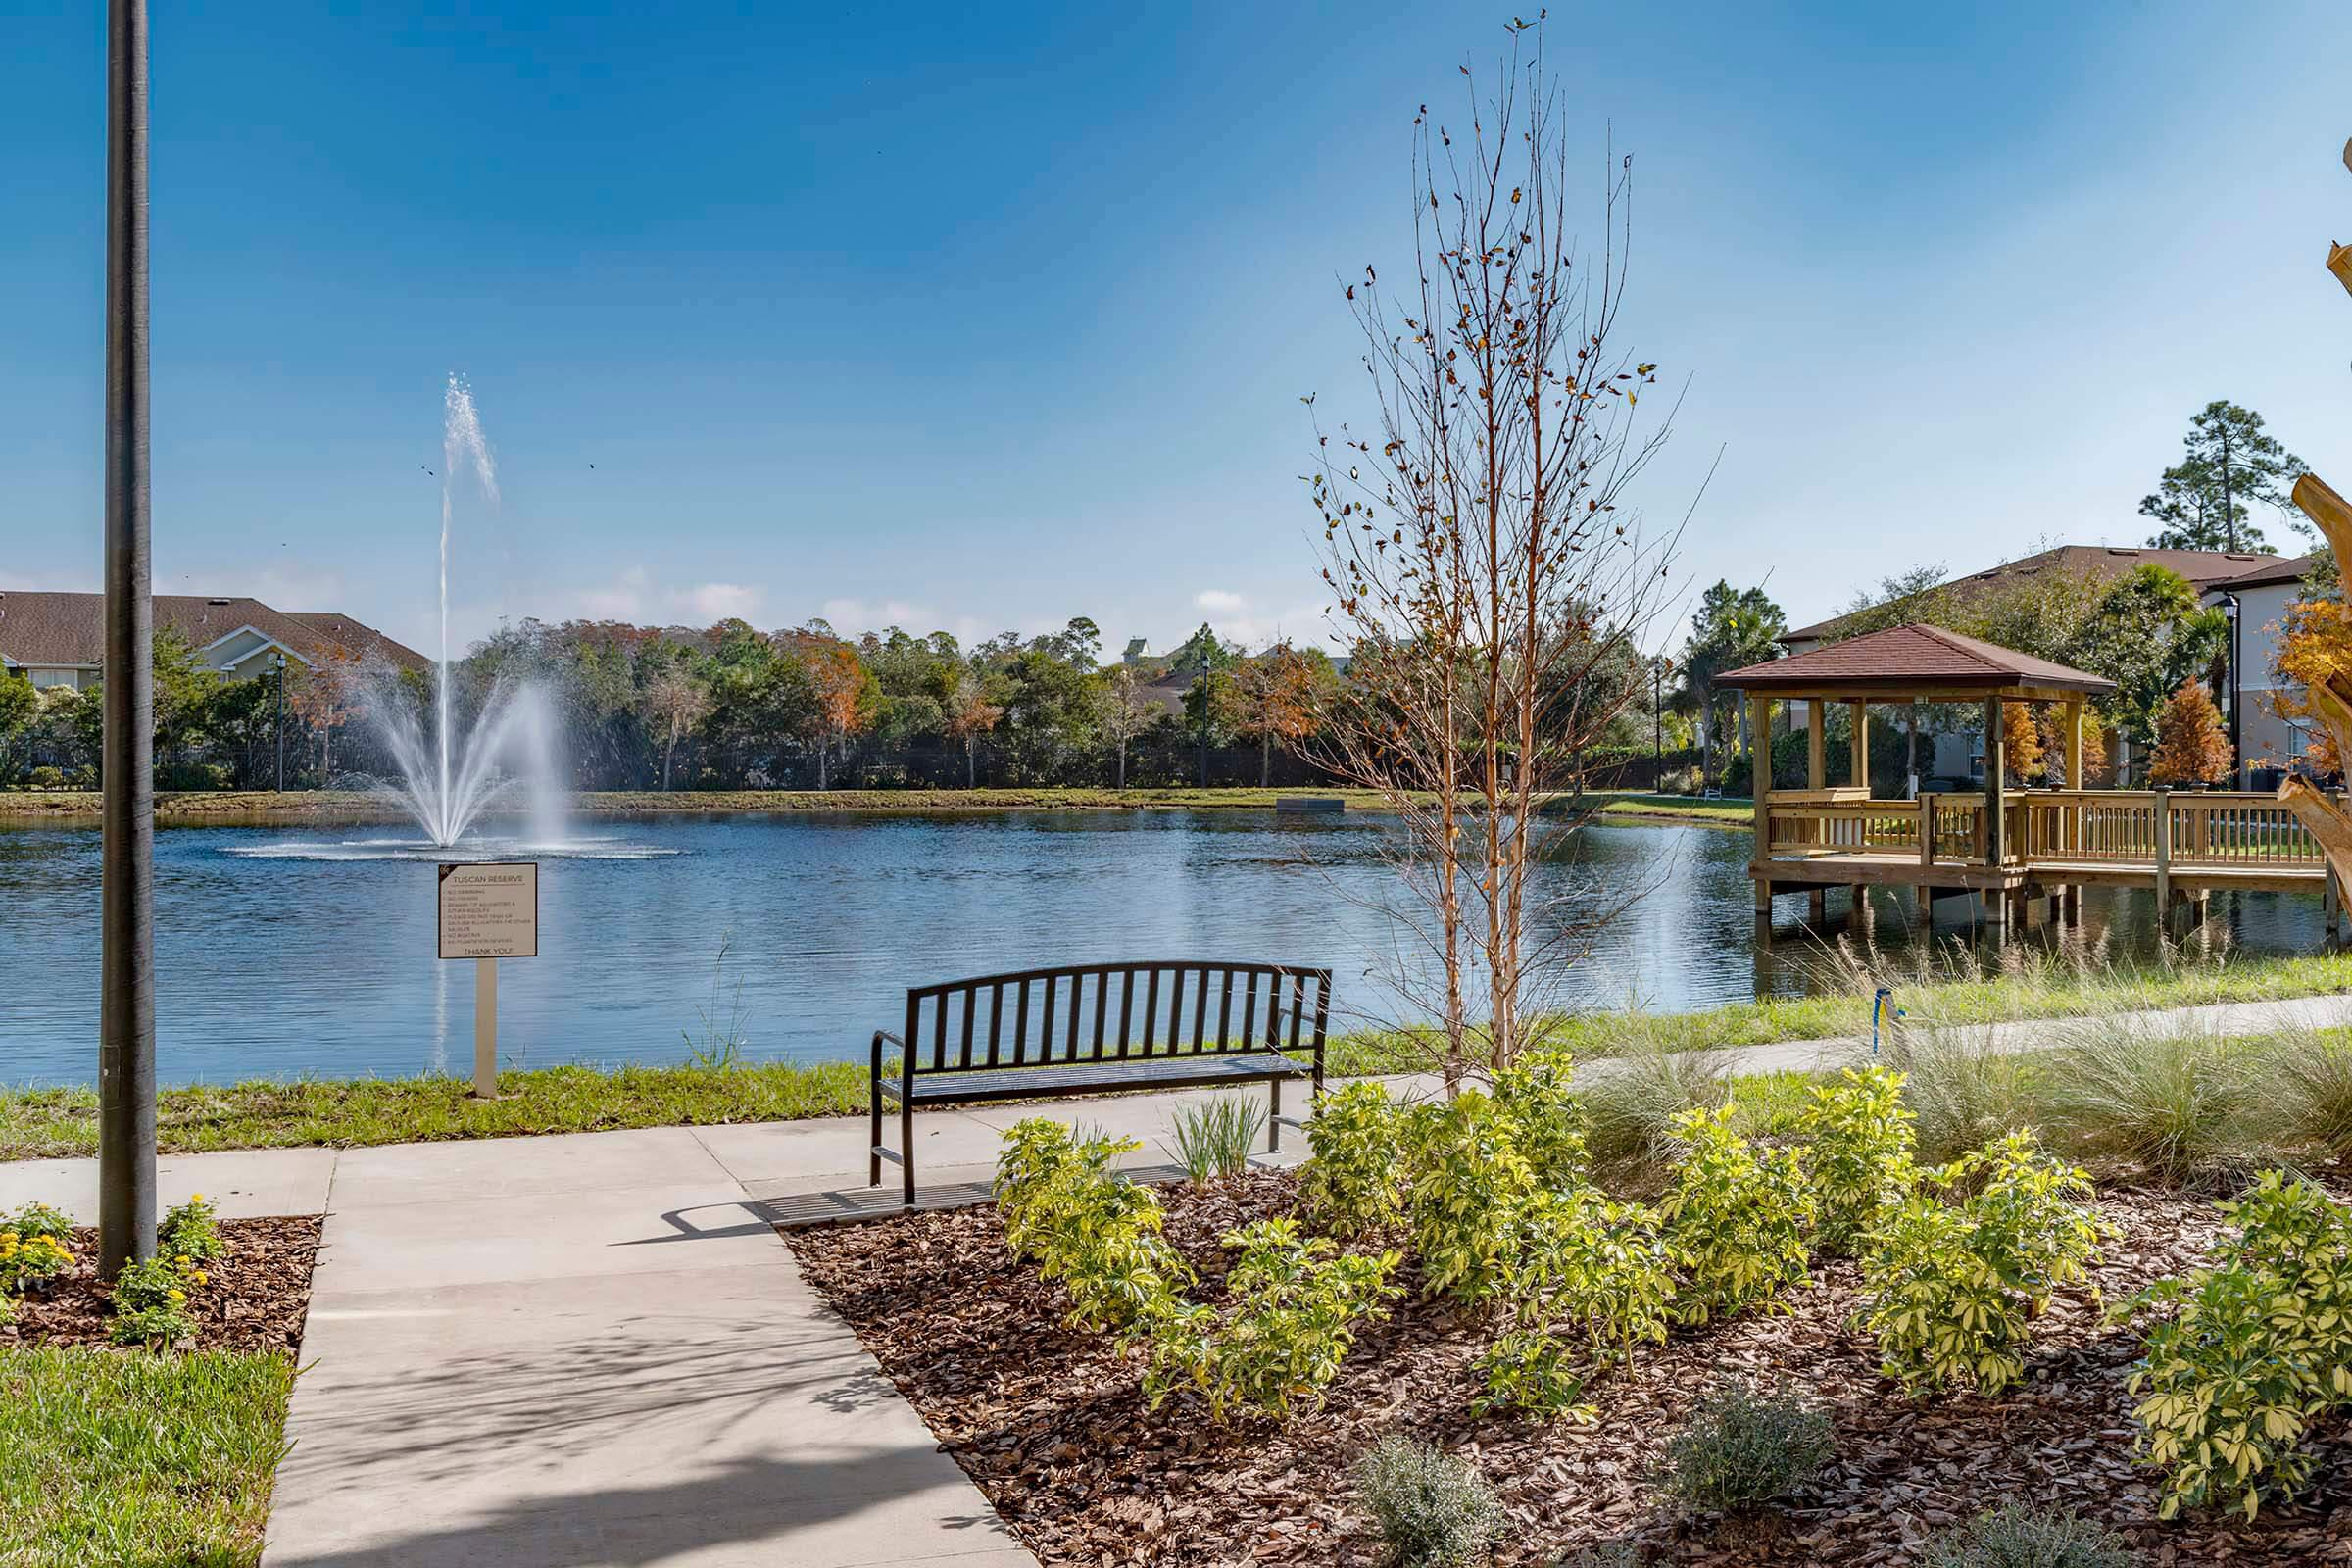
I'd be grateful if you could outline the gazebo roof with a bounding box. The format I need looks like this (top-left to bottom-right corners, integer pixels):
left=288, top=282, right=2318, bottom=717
left=1715, top=623, right=2116, bottom=700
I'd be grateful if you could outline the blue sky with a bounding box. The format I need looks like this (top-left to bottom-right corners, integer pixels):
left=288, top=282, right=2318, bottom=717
left=5, top=1, right=2350, bottom=660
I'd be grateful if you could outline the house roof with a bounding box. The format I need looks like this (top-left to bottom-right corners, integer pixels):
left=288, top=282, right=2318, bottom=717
left=1716, top=622, right=2117, bottom=698
left=0, top=592, right=430, bottom=674
left=1784, top=544, right=2282, bottom=644
left=2205, top=552, right=2319, bottom=595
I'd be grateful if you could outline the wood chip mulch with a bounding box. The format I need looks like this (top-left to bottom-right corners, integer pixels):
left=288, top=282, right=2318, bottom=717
left=3, top=1215, right=322, bottom=1355
left=783, top=1173, right=2352, bottom=1567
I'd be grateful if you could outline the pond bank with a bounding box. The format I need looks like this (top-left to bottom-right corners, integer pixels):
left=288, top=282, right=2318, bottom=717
left=0, top=786, right=1752, bottom=829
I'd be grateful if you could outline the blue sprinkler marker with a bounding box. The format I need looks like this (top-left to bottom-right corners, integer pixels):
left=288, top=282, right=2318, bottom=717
left=1871, top=987, right=1904, bottom=1055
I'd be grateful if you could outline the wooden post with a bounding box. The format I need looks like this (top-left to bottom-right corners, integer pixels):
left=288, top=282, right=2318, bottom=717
left=1918, top=792, right=1936, bottom=867
left=1848, top=700, right=1869, bottom=794
left=1750, top=694, right=1774, bottom=922
left=473, top=956, right=499, bottom=1100
left=2063, top=698, right=2083, bottom=792
left=1984, top=698, right=2006, bottom=867
left=1807, top=700, right=1826, bottom=790
left=2153, top=786, right=2173, bottom=927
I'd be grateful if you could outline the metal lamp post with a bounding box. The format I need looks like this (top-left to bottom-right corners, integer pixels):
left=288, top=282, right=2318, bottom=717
left=99, top=0, right=157, bottom=1279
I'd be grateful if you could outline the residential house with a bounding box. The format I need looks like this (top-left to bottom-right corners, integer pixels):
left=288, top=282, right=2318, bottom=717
left=0, top=591, right=429, bottom=692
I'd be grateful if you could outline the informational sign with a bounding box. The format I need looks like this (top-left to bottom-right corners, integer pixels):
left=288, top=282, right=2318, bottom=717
left=437, top=862, right=539, bottom=961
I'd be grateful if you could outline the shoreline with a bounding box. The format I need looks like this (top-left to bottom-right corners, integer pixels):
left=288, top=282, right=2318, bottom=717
left=0, top=786, right=1755, bottom=830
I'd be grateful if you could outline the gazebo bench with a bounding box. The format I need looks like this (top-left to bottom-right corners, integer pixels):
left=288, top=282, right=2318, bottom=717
left=868, top=960, right=1331, bottom=1206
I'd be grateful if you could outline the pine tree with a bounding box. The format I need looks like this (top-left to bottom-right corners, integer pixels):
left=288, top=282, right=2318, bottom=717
left=2148, top=681, right=2234, bottom=786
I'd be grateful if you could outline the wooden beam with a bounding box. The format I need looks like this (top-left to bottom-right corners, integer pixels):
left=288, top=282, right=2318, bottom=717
left=1984, top=697, right=2006, bottom=867
left=1848, top=700, right=1868, bottom=793
left=1750, top=694, right=1774, bottom=909
left=2063, top=698, right=2083, bottom=792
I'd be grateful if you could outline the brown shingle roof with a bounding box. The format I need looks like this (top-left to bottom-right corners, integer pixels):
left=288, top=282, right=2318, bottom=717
left=1716, top=623, right=2116, bottom=697
left=2206, top=553, right=2319, bottom=594
left=1784, top=544, right=2279, bottom=644
left=0, top=592, right=429, bottom=674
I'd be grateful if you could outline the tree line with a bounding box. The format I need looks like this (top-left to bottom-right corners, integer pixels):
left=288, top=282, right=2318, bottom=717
left=0, top=615, right=1365, bottom=793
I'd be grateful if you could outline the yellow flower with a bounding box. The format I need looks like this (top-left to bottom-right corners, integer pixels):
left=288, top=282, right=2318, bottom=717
left=167, top=1289, right=185, bottom=1302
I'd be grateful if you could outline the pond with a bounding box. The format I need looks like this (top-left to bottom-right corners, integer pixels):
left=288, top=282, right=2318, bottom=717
left=0, top=809, right=2328, bottom=1087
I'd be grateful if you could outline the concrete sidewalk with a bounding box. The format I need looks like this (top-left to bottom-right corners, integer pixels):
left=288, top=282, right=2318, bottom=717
left=7, top=986, right=2350, bottom=1567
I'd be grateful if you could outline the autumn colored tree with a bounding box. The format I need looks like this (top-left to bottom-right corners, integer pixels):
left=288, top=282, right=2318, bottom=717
left=1310, top=21, right=1683, bottom=1083
left=1998, top=701, right=2043, bottom=785
left=1231, top=641, right=1329, bottom=786
left=2275, top=565, right=2352, bottom=774
left=942, top=673, right=1003, bottom=789
left=2148, top=681, right=2233, bottom=787
left=286, top=644, right=363, bottom=783
left=779, top=625, right=873, bottom=790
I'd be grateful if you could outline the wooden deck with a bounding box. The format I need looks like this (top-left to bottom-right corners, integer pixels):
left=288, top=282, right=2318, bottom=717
left=1754, top=789, right=2334, bottom=922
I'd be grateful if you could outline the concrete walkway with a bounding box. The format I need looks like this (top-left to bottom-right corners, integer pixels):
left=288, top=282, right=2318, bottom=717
left=6, top=987, right=2349, bottom=1567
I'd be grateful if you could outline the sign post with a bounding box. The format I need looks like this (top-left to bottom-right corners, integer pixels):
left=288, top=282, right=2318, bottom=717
left=438, top=862, right=538, bottom=1099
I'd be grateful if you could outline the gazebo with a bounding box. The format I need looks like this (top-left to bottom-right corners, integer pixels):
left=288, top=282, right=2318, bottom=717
left=1713, top=623, right=2326, bottom=929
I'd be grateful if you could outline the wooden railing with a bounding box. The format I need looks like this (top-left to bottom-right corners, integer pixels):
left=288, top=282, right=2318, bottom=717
left=1760, top=789, right=2323, bottom=873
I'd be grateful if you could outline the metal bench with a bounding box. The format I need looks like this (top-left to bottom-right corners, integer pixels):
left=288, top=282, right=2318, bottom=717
left=868, top=960, right=1331, bottom=1206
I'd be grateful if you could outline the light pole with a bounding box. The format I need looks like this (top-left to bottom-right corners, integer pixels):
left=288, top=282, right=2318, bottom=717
left=99, top=0, right=156, bottom=1280
left=271, top=650, right=287, bottom=791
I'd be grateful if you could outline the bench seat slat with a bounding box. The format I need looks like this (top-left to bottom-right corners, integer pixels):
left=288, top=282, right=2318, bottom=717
left=902, top=1050, right=1308, bottom=1104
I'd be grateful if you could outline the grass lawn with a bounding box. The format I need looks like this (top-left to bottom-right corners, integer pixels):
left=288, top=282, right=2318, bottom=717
left=7, top=949, right=2350, bottom=1162
left=0, top=1347, right=295, bottom=1568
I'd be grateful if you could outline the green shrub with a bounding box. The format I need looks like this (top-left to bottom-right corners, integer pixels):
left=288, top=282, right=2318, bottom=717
left=1166, top=1097, right=1265, bottom=1184
left=0, top=1228, right=75, bottom=1295
left=5, top=1200, right=74, bottom=1243
left=1855, top=1133, right=2106, bottom=1396
left=1352, top=1434, right=1503, bottom=1567
left=26, top=764, right=65, bottom=789
left=159, top=1193, right=225, bottom=1264
left=1491, top=1044, right=1589, bottom=1190
left=993, top=1118, right=1189, bottom=1334
left=1403, top=1092, right=1537, bottom=1309
left=1796, top=1066, right=1916, bottom=1254
left=2042, top=1028, right=2262, bottom=1184
left=1657, top=1106, right=1814, bottom=1325
left=1656, top=1382, right=1834, bottom=1512
left=2265, top=1030, right=2352, bottom=1160
left=1918, top=1504, right=2133, bottom=1568
left=1580, top=1039, right=1730, bottom=1172
left=2123, top=1171, right=2352, bottom=1520
left=108, top=1253, right=203, bottom=1347
left=1303, top=1081, right=1406, bottom=1236
left=1892, top=1028, right=2046, bottom=1166
left=1552, top=1546, right=1640, bottom=1568
left=1476, top=1186, right=1674, bottom=1419
left=1142, top=1216, right=1399, bottom=1422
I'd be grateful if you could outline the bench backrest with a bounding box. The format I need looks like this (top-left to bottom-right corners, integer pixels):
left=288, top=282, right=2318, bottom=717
left=903, top=961, right=1331, bottom=1076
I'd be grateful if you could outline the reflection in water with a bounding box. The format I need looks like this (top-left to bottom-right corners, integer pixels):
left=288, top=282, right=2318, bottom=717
left=0, top=810, right=2330, bottom=1087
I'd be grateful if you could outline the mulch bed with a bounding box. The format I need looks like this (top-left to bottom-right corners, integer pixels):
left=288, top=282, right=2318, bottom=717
left=3, top=1216, right=321, bottom=1355
left=784, top=1173, right=2352, bottom=1566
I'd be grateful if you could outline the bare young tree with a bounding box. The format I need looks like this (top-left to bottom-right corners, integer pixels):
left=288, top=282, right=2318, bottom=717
left=1097, top=663, right=1157, bottom=788
left=642, top=665, right=712, bottom=791
left=1310, top=21, right=1693, bottom=1087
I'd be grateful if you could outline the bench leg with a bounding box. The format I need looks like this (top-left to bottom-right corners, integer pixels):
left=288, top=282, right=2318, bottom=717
left=868, top=1095, right=883, bottom=1188
left=1268, top=1077, right=1282, bottom=1153
left=902, top=1097, right=916, bottom=1209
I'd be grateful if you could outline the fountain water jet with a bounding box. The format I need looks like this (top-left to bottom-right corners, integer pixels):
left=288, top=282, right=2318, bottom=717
left=342, top=377, right=569, bottom=850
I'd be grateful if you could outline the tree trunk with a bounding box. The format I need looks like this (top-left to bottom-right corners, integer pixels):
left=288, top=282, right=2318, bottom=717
left=662, top=736, right=673, bottom=792
left=1260, top=732, right=1271, bottom=788
left=966, top=738, right=976, bottom=790
left=1117, top=738, right=1127, bottom=789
